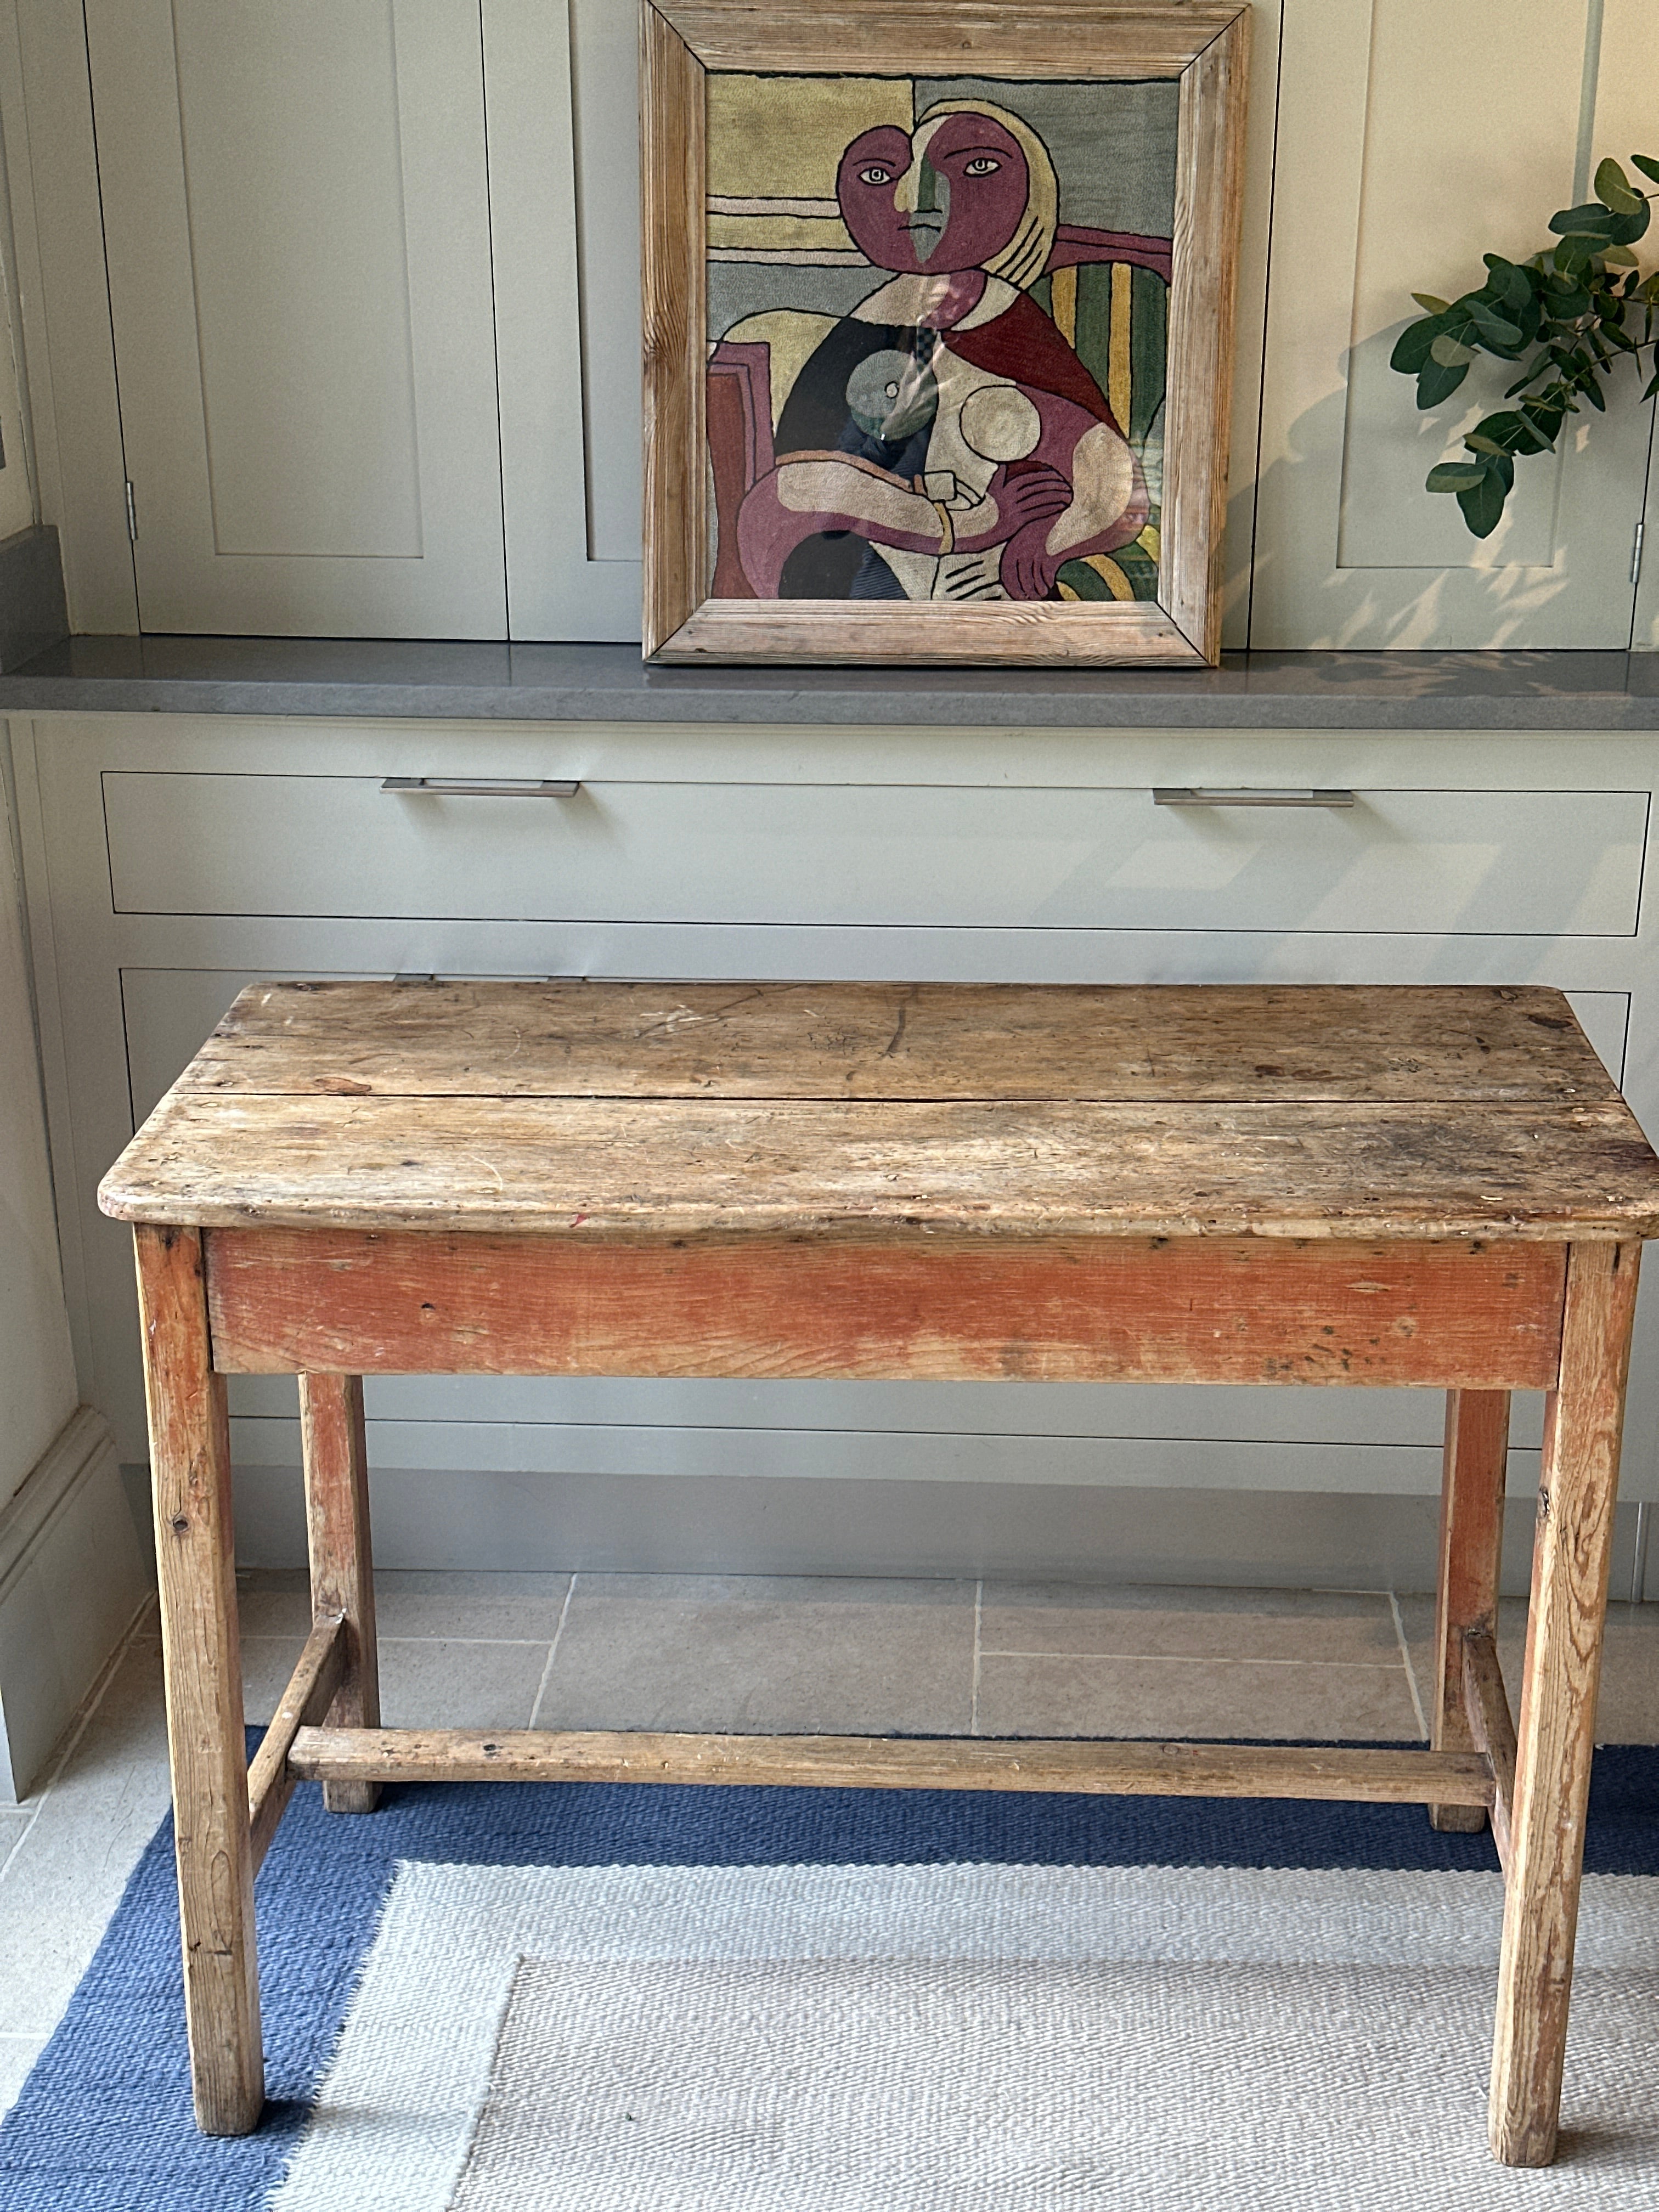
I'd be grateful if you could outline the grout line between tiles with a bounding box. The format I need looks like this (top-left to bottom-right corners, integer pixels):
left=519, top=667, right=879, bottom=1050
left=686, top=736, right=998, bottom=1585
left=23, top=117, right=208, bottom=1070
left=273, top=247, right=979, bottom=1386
left=527, top=1575, right=578, bottom=1730
left=1390, top=1591, right=1430, bottom=1741
left=970, top=1579, right=983, bottom=1737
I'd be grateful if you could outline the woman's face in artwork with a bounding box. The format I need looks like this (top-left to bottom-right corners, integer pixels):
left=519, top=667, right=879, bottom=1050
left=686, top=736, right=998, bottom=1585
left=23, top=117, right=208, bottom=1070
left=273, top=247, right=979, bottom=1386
left=836, top=113, right=1030, bottom=275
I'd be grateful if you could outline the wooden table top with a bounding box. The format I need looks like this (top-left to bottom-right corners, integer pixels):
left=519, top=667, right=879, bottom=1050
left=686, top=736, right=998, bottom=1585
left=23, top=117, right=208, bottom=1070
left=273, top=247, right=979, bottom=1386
left=98, top=980, right=1659, bottom=1243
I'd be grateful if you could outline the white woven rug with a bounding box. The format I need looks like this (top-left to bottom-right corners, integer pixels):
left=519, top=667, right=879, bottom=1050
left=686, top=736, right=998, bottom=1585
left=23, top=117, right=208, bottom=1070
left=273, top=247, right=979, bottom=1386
left=274, top=1863, right=1659, bottom=2210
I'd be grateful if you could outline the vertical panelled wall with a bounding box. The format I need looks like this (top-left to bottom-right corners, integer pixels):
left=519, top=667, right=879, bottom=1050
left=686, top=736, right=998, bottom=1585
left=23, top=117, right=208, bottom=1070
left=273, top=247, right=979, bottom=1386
left=1, top=0, right=1657, bottom=645
left=1252, top=0, right=1659, bottom=650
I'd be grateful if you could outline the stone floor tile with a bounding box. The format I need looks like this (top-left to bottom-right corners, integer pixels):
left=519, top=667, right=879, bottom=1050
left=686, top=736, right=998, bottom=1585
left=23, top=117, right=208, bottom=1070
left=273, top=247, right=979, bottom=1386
left=0, top=1634, right=172, bottom=2037
left=1400, top=1595, right=1659, bottom=1744
left=236, top=1568, right=573, bottom=1642
left=974, top=1654, right=1425, bottom=1743
left=235, top=1568, right=311, bottom=1638
left=979, top=1582, right=1402, bottom=1663
left=538, top=1573, right=974, bottom=1735
left=0, top=1810, right=33, bottom=1871
left=241, top=1634, right=309, bottom=1725
left=378, top=1638, right=554, bottom=1731
left=243, top=1630, right=556, bottom=1731
left=372, top=1572, right=572, bottom=1642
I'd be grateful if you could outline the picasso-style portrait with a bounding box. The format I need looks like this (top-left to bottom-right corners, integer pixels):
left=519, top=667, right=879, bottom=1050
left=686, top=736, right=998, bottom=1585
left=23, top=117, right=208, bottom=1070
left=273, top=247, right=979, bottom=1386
left=705, top=73, right=1176, bottom=608
left=640, top=2, right=1249, bottom=664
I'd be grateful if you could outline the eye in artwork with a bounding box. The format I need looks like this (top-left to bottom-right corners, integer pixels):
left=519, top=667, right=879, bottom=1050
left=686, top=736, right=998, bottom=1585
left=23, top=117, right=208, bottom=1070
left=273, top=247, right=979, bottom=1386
left=706, top=74, right=1175, bottom=606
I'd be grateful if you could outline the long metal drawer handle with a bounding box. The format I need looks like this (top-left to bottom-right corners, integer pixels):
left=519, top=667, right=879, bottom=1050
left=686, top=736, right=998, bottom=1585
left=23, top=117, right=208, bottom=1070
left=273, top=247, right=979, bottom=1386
left=381, top=776, right=580, bottom=798
left=1152, top=787, right=1356, bottom=808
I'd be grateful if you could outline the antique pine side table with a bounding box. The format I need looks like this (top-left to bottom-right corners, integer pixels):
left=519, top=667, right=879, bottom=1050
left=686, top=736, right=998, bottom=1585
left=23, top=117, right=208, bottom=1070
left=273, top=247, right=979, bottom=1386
left=100, top=980, right=1659, bottom=2165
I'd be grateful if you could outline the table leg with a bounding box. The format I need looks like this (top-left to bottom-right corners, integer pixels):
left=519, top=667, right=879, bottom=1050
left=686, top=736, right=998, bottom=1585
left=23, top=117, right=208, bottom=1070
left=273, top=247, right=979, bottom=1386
left=133, top=1224, right=264, bottom=2135
left=1429, top=1390, right=1510, bottom=1832
left=1489, top=1240, right=1640, bottom=2166
left=298, top=1374, right=382, bottom=1814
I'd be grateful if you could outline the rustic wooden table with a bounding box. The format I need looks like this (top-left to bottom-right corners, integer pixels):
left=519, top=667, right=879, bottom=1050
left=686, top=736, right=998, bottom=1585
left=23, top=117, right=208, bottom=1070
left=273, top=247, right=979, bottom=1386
left=100, top=980, right=1659, bottom=2163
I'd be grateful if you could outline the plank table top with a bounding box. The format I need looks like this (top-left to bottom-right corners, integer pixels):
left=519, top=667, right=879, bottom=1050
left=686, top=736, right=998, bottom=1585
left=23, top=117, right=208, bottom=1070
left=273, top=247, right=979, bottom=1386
left=99, top=980, right=1659, bottom=1244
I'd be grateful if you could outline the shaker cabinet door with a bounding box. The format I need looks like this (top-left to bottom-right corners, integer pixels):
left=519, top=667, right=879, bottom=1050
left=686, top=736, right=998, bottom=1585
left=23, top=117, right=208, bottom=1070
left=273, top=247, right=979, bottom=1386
left=82, top=0, right=507, bottom=637
left=482, top=0, right=642, bottom=640
left=1250, top=0, right=1656, bottom=650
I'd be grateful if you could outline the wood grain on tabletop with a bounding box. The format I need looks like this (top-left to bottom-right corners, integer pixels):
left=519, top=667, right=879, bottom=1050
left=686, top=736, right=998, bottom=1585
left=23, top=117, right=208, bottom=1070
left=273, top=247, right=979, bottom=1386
left=100, top=1091, right=1659, bottom=1240
left=99, top=981, right=1659, bottom=1240
left=170, top=981, right=1622, bottom=1103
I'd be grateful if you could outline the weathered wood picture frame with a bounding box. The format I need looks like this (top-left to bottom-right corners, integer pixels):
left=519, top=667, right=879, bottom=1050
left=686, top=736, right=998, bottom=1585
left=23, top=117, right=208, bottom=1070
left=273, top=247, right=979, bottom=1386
left=640, top=1, right=1250, bottom=667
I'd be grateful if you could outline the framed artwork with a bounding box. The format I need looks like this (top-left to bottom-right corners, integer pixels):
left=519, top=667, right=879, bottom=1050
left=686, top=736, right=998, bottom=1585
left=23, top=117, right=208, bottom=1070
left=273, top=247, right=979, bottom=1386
left=640, top=2, right=1250, bottom=667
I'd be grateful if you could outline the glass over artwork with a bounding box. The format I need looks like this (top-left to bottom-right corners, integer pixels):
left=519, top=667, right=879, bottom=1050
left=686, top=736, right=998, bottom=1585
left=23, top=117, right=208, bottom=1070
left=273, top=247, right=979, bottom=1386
left=706, top=73, right=1176, bottom=607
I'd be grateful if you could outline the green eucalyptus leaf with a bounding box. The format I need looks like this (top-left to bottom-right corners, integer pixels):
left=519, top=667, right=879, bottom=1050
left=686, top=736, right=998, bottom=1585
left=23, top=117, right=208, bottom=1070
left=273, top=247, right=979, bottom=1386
left=1457, top=470, right=1509, bottom=537
left=1468, top=304, right=1524, bottom=347
left=1595, top=157, right=1643, bottom=213
left=1550, top=202, right=1616, bottom=237
left=1417, top=356, right=1470, bottom=408
left=1425, top=464, right=1487, bottom=492
left=1400, top=161, right=1656, bottom=538
left=1467, top=411, right=1552, bottom=458
left=1483, top=255, right=1534, bottom=312
left=1390, top=317, right=1445, bottom=372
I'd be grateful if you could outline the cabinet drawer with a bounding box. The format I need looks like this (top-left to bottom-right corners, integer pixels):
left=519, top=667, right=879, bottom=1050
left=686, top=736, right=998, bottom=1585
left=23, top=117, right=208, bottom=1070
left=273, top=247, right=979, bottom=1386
left=104, top=774, right=1648, bottom=935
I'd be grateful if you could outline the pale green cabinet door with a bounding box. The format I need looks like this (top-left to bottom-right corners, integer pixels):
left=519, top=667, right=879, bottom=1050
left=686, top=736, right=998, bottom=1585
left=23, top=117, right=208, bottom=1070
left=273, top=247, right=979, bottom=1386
left=1250, top=0, right=1657, bottom=650
left=83, top=0, right=507, bottom=637
left=484, top=0, right=642, bottom=640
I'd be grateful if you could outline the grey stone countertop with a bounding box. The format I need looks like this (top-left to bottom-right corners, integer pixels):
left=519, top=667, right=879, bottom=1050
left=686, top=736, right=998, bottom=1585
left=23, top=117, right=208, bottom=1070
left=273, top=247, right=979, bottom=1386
left=4, top=635, right=1659, bottom=729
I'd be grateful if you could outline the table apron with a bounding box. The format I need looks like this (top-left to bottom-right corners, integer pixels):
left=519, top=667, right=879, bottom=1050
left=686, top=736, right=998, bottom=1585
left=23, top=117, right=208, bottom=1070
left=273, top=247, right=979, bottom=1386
left=201, top=1228, right=1568, bottom=1390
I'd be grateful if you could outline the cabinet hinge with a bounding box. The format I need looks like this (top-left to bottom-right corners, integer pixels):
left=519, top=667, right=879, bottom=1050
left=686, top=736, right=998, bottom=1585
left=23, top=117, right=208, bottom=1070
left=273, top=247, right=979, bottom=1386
left=1634, top=519, right=1646, bottom=588
left=124, top=479, right=138, bottom=543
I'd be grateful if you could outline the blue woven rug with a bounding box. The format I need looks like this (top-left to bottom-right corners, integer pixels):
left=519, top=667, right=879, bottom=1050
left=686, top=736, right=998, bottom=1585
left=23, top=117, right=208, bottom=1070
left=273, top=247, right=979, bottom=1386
left=4, top=1741, right=1658, bottom=2210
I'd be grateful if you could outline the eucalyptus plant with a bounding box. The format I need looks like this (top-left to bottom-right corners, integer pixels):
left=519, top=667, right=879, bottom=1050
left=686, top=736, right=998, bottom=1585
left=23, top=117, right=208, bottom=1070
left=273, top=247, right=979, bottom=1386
left=1390, top=156, right=1659, bottom=537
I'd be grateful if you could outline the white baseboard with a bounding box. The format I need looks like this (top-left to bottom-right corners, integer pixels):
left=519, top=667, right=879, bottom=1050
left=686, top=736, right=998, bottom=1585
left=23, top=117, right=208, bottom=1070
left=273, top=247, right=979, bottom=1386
left=0, top=1406, right=152, bottom=1801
